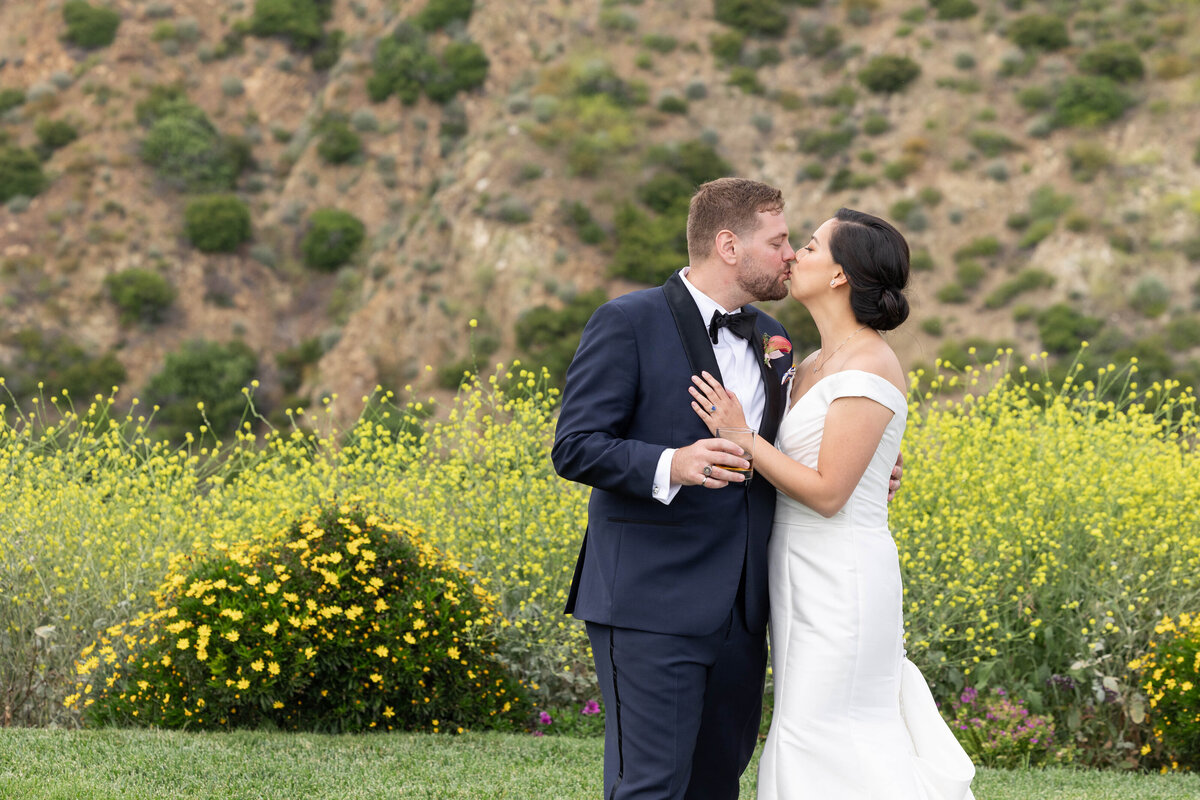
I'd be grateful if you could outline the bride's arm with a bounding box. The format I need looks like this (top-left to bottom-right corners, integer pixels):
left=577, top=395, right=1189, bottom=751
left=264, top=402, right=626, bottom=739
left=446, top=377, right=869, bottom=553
left=690, top=372, right=893, bottom=517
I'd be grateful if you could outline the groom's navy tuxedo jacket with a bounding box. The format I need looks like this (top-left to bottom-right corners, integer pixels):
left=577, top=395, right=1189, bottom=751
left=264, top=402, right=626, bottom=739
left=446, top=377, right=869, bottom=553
left=552, top=272, right=791, bottom=637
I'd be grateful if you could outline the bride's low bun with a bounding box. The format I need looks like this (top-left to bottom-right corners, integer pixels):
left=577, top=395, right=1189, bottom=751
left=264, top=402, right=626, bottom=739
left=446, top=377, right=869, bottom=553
left=829, top=209, right=911, bottom=332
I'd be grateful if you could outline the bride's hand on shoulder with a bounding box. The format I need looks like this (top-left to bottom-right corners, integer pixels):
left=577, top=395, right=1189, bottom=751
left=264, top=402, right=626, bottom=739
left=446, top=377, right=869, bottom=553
left=689, top=371, right=748, bottom=435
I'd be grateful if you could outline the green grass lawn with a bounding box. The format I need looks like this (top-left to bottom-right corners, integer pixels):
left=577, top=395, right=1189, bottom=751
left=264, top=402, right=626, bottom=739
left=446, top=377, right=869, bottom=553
left=1, top=729, right=1197, bottom=799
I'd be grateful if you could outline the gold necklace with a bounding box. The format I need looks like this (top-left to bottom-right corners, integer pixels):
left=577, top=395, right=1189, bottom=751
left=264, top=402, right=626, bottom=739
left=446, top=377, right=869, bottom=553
left=812, top=325, right=868, bottom=373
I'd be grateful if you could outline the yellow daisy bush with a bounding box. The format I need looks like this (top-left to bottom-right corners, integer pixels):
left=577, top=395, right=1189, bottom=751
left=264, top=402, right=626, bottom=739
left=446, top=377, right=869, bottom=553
left=1129, top=613, right=1200, bottom=771
left=68, top=502, right=527, bottom=732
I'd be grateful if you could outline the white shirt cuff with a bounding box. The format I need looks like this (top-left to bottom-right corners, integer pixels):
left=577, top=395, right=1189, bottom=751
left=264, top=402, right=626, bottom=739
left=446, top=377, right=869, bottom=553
left=652, top=448, right=681, bottom=505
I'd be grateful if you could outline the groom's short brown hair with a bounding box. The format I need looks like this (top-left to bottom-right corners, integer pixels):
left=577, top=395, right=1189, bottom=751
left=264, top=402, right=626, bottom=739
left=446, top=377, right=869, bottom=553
left=686, top=178, right=785, bottom=263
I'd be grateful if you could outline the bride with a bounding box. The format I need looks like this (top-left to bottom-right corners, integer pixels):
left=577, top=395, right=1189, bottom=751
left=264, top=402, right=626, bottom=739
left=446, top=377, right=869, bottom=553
left=689, top=208, right=975, bottom=799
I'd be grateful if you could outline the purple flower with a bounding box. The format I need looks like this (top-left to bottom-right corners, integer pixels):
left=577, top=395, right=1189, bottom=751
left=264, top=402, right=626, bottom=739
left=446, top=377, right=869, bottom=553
left=539, top=711, right=553, bottom=725
left=531, top=729, right=544, bottom=737
left=582, top=700, right=601, bottom=716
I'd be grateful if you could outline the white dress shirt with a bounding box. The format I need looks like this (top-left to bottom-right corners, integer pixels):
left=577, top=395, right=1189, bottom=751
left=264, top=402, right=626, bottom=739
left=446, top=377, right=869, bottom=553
left=652, top=268, right=767, bottom=504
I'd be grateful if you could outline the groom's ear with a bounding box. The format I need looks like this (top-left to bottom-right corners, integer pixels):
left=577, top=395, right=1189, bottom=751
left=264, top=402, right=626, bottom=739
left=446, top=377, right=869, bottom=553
left=715, top=229, right=739, bottom=266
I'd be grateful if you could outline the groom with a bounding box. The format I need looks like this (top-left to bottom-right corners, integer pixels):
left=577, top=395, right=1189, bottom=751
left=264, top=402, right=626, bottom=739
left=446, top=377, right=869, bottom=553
left=552, top=178, right=795, bottom=799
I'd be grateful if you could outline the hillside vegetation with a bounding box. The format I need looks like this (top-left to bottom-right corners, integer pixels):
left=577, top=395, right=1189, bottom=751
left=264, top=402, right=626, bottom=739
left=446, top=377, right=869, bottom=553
left=1, top=0, right=1199, bottom=430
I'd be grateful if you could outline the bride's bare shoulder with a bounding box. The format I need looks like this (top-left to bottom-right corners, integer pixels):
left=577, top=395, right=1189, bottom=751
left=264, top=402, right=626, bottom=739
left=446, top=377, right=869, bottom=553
left=843, top=340, right=905, bottom=394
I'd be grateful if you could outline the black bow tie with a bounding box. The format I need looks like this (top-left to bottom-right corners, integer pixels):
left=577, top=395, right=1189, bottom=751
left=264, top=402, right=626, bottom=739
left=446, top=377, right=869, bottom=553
left=708, top=309, right=757, bottom=345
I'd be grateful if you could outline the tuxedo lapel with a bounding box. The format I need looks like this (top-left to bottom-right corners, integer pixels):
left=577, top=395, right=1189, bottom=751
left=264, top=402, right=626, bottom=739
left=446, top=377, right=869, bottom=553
left=747, top=308, right=785, bottom=444
left=663, top=272, right=723, bottom=384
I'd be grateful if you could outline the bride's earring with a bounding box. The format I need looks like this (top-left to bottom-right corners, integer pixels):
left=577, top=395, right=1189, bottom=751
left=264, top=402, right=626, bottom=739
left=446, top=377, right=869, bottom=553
left=829, top=278, right=837, bottom=288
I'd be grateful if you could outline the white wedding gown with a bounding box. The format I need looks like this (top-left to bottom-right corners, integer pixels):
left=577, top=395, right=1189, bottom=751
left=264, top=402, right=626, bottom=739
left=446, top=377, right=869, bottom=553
left=758, top=370, right=975, bottom=800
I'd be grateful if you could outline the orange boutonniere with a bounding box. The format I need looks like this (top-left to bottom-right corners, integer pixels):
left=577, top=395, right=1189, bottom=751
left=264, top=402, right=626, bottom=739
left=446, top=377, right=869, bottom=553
left=764, top=335, right=794, bottom=385
left=763, top=335, right=792, bottom=365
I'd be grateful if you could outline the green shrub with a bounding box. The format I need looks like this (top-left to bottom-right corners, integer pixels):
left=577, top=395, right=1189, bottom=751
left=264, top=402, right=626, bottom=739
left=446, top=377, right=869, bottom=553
left=35, top=117, right=79, bottom=152
left=494, top=197, right=532, bottom=224
left=727, top=66, right=764, bottom=95
left=62, top=0, right=121, bottom=49
left=135, top=84, right=193, bottom=127
left=968, top=129, right=1019, bottom=157
left=1008, top=14, right=1069, bottom=51
left=918, top=187, right=943, bottom=207
left=638, top=171, right=694, bottom=214
left=955, top=259, right=986, bottom=290
left=1053, top=76, right=1133, bottom=127
left=184, top=195, right=252, bottom=253
left=414, top=0, right=474, bottom=32
left=516, top=289, right=608, bottom=387
left=796, top=125, right=856, bottom=157
left=367, top=25, right=434, bottom=104
left=370, top=30, right=487, bottom=106
left=657, top=94, right=688, bottom=114
left=103, top=268, right=177, bottom=325
left=1016, top=85, right=1054, bottom=112
left=1066, top=140, right=1111, bottom=182
left=910, top=249, right=934, bottom=272
left=1006, top=212, right=1031, bottom=231
left=311, top=29, right=344, bottom=70
left=930, top=0, right=977, bottom=20
left=1018, top=218, right=1056, bottom=248
left=984, top=268, right=1054, bottom=309
left=1036, top=303, right=1102, bottom=354
left=250, top=0, right=324, bottom=49
left=301, top=208, right=365, bottom=271
left=1130, top=613, right=1200, bottom=770
left=936, top=282, right=968, bottom=304
left=862, top=112, right=890, bottom=135
left=1165, top=316, right=1200, bottom=351
left=714, top=0, right=788, bottom=37
left=316, top=119, right=362, bottom=164
left=1028, top=185, right=1073, bottom=220
left=826, top=167, right=875, bottom=192
left=642, top=34, right=677, bottom=54
left=954, top=236, right=1001, bottom=262
left=1183, top=235, right=1200, bottom=263
left=599, top=9, right=637, bottom=31
left=709, top=30, right=744, bottom=66
left=143, top=339, right=259, bottom=439
left=650, top=138, right=733, bottom=187
left=75, top=502, right=528, bottom=733
left=0, top=328, right=125, bottom=408
left=1129, top=276, right=1170, bottom=318
left=0, top=88, right=26, bottom=114
left=858, top=55, right=921, bottom=93
left=563, top=201, right=606, bottom=245
left=0, top=145, right=48, bottom=202
left=921, top=317, right=943, bottom=336
left=1078, top=41, right=1144, bottom=83
left=611, top=202, right=687, bottom=285
left=426, top=41, right=489, bottom=103
left=141, top=112, right=251, bottom=192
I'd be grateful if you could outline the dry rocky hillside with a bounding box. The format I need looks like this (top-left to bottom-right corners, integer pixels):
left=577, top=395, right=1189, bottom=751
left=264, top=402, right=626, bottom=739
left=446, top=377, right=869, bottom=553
left=1, top=0, right=1198, bottom=432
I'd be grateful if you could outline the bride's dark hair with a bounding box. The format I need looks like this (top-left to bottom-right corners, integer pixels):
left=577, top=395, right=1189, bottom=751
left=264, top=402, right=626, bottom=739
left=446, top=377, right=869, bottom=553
left=828, top=208, right=910, bottom=331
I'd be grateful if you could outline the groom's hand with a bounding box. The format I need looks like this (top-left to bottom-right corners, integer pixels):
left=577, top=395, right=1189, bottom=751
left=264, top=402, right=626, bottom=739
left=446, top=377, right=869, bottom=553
left=887, top=451, right=903, bottom=501
left=671, top=438, right=751, bottom=489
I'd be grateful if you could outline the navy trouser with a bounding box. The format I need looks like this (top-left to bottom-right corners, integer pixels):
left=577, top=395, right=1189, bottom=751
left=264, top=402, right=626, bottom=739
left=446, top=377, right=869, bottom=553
left=586, top=593, right=767, bottom=800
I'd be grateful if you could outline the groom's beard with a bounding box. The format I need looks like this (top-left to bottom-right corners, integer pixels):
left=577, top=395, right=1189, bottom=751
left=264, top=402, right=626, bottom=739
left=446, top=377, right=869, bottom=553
left=737, top=252, right=789, bottom=302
